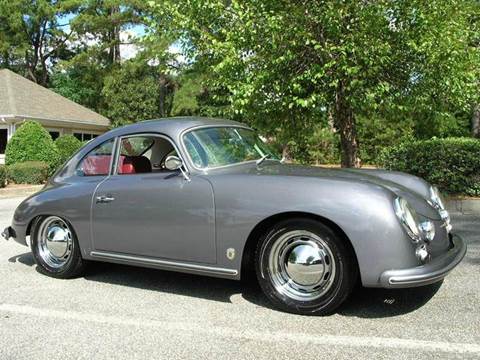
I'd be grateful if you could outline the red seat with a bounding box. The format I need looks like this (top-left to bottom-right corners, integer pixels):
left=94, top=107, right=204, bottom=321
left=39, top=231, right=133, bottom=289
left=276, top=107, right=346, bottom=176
left=82, top=155, right=111, bottom=176
left=118, top=156, right=136, bottom=174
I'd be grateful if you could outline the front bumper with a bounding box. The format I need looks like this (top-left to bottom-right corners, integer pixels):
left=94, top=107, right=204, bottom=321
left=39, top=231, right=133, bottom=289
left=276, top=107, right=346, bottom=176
left=380, top=233, right=467, bottom=288
left=1, top=226, right=15, bottom=241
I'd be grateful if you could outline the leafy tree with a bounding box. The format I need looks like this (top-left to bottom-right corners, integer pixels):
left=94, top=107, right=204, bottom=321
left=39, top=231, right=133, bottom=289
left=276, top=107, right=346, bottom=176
left=470, top=5, right=480, bottom=138
left=171, top=73, right=203, bottom=116
left=5, top=121, right=59, bottom=170
left=50, top=66, right=103, bottom=111
left=102, top=59, right=175, bottom=126
left=171, top=64, right=232, bottom=118
left=155, top=0, right=480, bottom=167
left=54, top=134, right=83, bottom=164
left=69, top=0, right=147, bottom=66
left=0, top=0, right=80, bottom=86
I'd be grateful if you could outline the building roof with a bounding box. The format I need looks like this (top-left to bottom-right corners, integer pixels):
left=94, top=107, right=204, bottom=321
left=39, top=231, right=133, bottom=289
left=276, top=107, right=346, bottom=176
left=0, top=69, right=109, bottom=128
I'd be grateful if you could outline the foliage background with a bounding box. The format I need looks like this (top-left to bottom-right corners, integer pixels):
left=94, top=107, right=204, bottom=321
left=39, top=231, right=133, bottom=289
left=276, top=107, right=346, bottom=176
left=0, top=0, right=479, bottom=189
left=380, top=138, right=480, bottom=195
left=54, top=134, right=83, bottom=165
left=5, top=121, right=60, bottom=172
left=7, top=161, right=49, bottom=185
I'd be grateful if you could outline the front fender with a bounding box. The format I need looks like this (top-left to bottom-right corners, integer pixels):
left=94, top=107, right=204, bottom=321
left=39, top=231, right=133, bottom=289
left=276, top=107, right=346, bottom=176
left=208, top=174, right=420, bottom=287
left=10, top=179, right=98, bottom=256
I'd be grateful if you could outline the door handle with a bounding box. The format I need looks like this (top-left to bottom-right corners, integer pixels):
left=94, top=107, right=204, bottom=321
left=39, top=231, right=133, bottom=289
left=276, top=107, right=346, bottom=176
left=96, top=195, right=115, bottom=204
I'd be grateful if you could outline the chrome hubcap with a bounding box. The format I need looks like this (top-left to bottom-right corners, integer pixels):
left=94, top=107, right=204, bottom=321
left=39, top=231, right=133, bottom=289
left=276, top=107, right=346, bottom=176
left=267, top=230, right=336, bottom=301
left=38, top=216, right=72, bottom=268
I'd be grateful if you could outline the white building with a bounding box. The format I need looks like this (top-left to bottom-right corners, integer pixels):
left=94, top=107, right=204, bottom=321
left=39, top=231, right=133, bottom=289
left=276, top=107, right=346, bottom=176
left=0, top=69, right=110, bottom=164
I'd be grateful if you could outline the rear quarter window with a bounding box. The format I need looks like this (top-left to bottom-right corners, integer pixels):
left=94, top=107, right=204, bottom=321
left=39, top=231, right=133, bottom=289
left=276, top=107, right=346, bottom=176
left=76, top=139, right=115, bottom=176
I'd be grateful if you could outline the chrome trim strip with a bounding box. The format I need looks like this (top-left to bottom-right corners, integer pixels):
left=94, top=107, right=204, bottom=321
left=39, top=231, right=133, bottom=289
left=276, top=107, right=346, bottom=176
left=179, top=124, right=254, bottom=172
left=90, top=251, right=238, bottom=276
left=388, top=272, right=447, bottom=286
left=379, top=233, right=466, bottom=288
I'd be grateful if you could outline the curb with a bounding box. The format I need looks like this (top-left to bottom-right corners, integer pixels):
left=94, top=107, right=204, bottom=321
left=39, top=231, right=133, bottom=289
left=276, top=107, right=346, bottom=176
left=446, top=199, right=480, bottom=215
left=0, top=185, right=43, bottom=199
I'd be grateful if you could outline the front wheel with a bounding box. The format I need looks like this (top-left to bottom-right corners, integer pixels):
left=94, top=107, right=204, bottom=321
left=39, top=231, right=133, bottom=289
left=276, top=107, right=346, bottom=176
left=31, top=216, right=86, bottom=278
left=255, top=218, right=357, bottom=315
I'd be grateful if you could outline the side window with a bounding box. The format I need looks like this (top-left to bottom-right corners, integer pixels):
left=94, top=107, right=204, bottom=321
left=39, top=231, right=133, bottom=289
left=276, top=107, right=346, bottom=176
left=117, top=135, right=177, bottom=175
left=119, top=136, right=154, bottom=157
left=76, top=139, right=114, bottom=176
left=117, top=136, right=154, bottom=175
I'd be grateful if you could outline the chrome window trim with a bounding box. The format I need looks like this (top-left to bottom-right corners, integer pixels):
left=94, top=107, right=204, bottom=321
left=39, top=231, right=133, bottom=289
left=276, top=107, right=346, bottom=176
left=179, top=124, right=266, bottom=172
left=75, top=137, right=117, bottom=178
left=112, top=132, right=188, bottom=176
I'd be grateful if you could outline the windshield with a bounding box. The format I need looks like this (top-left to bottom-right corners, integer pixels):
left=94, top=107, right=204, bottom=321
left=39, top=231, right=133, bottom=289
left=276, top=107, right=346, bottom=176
left=183, top=127, right=280, bottom=169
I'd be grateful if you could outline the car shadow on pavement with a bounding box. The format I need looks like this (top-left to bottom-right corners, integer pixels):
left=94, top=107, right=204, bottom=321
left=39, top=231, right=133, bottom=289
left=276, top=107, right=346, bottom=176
left=240, top=280, right=443, bottom=318
left=79, top=261, right=446, bottom=318
left=83, top=261, right=245, bottom=303
left=8, top=252, right=36, bottom=267
left=8, top=252, right=443, bottom=317
left=337, top=281, right=443, bottom=318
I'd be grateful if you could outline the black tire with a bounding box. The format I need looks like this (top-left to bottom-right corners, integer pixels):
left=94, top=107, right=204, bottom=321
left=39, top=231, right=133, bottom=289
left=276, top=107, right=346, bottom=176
left=255, top=218, right=357, bottom=315
left=31, top=216, right=86, bottom=279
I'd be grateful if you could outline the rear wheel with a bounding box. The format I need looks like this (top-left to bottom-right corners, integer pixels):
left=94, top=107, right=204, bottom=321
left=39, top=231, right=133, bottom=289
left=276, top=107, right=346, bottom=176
left=31, top=216, right=86, bottom=278
left=255, top=218, right=357, bottom=315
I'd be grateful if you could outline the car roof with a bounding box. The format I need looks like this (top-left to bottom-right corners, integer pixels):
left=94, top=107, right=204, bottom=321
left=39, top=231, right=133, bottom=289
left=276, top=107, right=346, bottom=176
left=100, top=116, right=249, bottom=141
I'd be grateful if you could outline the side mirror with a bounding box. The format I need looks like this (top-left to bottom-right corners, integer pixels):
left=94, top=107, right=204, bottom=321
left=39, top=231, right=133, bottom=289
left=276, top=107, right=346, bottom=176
left=164, top=155, right=183, bottom=171
left=164, top=155, right=190, bottom=181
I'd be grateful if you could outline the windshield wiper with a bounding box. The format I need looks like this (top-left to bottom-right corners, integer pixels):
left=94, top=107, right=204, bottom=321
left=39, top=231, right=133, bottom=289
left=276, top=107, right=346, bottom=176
left=256, top=154, right=270, bottom=166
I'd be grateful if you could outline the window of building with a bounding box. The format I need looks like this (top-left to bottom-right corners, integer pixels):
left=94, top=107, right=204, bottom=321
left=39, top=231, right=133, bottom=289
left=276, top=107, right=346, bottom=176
left=49, top=131, right=60, bottom=141
left=0, top=129, right=7, bottom=153
left=74, top=132, right=99, bottom=142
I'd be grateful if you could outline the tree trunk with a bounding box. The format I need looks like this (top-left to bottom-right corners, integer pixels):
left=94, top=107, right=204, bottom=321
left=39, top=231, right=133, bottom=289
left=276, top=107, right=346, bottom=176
left=158, top=74, right=167, bottom=117
left=334, top=82, right=360, bottom=168
left=109, top=6, right=121, bottom=64
left=282, top=144, right=292, bottom=162
left=473, top=104, right=480, bottom=138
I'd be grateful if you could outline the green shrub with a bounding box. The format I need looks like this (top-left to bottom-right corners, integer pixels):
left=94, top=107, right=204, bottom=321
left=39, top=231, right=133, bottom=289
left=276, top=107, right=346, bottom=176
left=0, top=165, right=6, bottom=188
left=7, top=161, right=49, bottom=184
left=54, top=134, right=83, bottom=165
left=5, top=121, right=60, bottom=172
left=380, top=137, right=480, bottom=196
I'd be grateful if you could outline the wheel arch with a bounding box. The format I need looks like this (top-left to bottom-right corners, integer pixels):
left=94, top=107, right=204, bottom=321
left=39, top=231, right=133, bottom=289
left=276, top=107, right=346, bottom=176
left=26, top=213, right=77, bottom=239
left=240, top=211, right=360, bottom=281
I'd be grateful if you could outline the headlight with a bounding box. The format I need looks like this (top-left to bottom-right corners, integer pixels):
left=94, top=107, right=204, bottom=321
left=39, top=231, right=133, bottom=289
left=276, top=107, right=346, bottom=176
left=419, top=220, right=435, bottom=242
left=429, top=186, right=452, bottom=232
left=394, top=197, right=422, bottom=243
left=429, top=186, right=445, bottom=210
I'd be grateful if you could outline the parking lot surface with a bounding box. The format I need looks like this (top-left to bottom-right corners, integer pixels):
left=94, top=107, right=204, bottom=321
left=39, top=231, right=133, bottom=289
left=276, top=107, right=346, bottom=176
left=0, top=196, right=479, bottom=359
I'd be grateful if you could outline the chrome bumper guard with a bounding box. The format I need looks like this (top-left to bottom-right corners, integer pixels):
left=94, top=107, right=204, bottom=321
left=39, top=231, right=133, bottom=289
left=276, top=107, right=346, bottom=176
left=380, top=233, right=467, bottom=288
left=1, top=226, right=14, bottom=241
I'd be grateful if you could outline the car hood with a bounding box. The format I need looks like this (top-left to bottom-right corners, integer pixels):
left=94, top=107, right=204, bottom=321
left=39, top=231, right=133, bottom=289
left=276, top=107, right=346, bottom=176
left=209, top=161, right=440, bottom=220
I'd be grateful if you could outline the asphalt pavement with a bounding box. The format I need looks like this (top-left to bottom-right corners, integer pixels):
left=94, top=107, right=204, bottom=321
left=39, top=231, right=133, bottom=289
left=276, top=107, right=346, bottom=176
left=0, top=196, right=479, bottom=359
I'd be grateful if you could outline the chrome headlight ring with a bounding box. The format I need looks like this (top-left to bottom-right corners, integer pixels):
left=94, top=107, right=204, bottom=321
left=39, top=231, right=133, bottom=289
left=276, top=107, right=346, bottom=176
left=419, top=220, right=435, bottom=242
left=429, top=186, right=446, bottom=210
left=429, top=186, right=452, bottom=232
left=394, top=197, right=422, bottom=243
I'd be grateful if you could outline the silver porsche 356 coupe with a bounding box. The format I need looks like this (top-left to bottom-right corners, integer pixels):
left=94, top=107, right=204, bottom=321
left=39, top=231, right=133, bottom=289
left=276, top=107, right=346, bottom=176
left=3, top=117, right=466, bottom=315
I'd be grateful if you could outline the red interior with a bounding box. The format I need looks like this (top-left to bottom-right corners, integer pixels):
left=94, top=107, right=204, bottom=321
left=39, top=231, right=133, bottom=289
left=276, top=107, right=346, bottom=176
left=118, top=155, right=136, bottom=174
left=82, top=155, right=111, bottom=176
